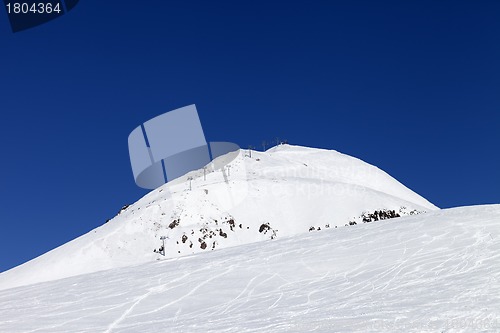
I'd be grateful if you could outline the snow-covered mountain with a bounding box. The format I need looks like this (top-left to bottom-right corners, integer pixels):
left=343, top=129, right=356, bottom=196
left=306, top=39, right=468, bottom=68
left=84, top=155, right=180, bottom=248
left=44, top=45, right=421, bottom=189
left=0, top=145, right=438, bottom=290
left=0, top=205, right=499, bottom=332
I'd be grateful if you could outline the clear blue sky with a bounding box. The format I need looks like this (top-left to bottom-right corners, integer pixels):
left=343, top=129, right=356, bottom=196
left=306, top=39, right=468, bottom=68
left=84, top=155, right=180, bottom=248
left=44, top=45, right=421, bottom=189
left=1, top=1, right=499, bottom=273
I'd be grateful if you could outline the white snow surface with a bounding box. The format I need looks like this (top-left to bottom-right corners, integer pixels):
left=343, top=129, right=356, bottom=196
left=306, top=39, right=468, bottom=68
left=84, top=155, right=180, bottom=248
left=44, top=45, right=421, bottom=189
left=0, top=205, right=499, bottom=332
left=0, top=145, right=438, bottom=291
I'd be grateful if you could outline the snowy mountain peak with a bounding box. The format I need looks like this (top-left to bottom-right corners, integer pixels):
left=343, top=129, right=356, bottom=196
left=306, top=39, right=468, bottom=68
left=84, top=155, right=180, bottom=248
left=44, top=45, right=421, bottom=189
left=0, top=145, right=437, bottom=290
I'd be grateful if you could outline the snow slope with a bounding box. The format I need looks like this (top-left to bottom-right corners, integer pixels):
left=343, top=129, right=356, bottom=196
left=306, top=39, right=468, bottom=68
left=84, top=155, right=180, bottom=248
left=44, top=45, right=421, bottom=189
left=0, top=145, right=438, bottom=290
left=0, top=205, right=498, bottom=332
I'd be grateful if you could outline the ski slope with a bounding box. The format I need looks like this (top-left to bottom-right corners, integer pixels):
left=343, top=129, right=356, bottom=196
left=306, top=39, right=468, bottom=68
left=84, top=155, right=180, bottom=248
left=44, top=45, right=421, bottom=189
left=0, top=145, right=438, bottom=290
left=0, top=205, right=498, bottom=332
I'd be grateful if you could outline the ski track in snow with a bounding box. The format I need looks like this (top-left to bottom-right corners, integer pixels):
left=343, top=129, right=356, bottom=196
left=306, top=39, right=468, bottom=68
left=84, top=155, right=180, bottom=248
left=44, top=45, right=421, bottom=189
left=0, top=205, right=499, bottom=332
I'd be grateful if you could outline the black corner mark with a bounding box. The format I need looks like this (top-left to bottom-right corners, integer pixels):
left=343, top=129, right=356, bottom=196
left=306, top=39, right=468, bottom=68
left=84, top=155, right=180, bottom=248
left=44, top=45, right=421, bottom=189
left=3, top=0, right=79, bottom=33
